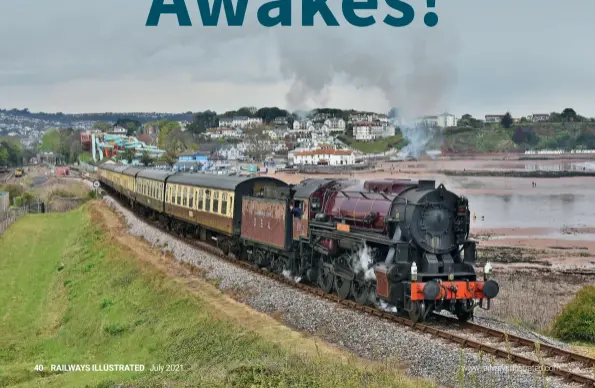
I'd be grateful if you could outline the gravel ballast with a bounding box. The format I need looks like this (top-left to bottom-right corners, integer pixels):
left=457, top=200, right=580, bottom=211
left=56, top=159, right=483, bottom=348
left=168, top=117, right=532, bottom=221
left=103, top=196, right=581, bottom=388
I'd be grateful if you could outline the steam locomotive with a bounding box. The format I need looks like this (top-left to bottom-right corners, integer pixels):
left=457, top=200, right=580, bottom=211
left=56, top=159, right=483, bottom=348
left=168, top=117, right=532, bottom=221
left=288, top=178, right=499, bottom=323
left=98, top=164, right=499, bottom=323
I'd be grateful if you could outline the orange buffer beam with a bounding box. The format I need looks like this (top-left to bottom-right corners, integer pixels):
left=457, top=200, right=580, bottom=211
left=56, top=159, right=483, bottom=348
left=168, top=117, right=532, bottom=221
left=410, top=281, right=487, bottom=301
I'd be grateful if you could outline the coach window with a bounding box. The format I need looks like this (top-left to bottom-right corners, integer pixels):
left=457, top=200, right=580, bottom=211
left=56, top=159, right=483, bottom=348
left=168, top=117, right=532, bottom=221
left=205, top=190, right=211, bottom=212
left=213, top=191, right=219, bottom=213
left=221, top=193, right=228, bottom=215
left=182, top=186, right=187, bottom=207
left=189, top=189, right=195, bottom=209
left=198, top=189, right=204, bottom=210
left=229, top=195, right=234, bottom=216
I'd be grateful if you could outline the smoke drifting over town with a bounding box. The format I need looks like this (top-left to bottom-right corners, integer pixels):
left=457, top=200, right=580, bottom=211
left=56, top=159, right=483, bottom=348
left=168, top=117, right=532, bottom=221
left=276, top=27, right=460, bottom=119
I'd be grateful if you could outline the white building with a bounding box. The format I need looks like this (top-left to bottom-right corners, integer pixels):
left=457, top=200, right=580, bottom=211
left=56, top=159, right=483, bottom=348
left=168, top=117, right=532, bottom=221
left=436, top=113, right=457, bottom=128
left=293, top=149, right=355, bottom=165
left=218, top=116, right=263, bottom=128
left=485, top=114, right=505, bottom=123
left=207, top=127, right=243, bottom=139
left=293, top=120, right=313, bottom=130
left=353, top=124, right=395, bottom=141
left=527, top=113, right=550, bottom=122
left=178, top=121, right=190, bottom=131
left=219, top=146, right=245, bottom=160
left=323, top=117, right=346, bottom=133
left=109, top=125, right=127, bottom=135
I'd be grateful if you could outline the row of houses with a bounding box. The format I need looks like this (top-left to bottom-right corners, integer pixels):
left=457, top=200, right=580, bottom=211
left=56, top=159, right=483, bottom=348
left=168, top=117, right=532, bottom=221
left=485, top=113, right=550, bottom=123
left=288, top=147, right=356, bottom=166
left=218, top=116, right=263, bottom=128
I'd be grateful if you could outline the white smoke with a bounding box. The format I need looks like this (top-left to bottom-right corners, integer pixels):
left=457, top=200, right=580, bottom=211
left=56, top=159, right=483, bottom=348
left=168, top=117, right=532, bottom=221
left=282, top=269, right=302, bottom=283
left=351, top=245, right=377, bottom=282
left=378, top=300, right=398, bottom=313
left=389, top=112, right=441, bottom=159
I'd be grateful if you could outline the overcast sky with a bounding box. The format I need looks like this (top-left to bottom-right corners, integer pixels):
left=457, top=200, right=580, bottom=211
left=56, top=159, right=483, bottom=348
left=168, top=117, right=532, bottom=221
left=0, top=0, right=594, bottom=118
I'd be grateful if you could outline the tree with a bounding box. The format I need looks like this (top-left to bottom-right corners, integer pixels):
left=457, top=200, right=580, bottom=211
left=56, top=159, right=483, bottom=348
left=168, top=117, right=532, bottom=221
left=162, top=151, right=177, bottom=167
left=0, top=146, right=8, bottom=165
left=500, top=112, right=513, bottom=128
left=457, top=114, right=483, bottom=128
left=115, top=118, right=142, bottom=136
left=561, top=108, right=577, bottom=122
left=187, top=111, right=218, bottom=134
left=40, top=128, right=62, bottom=153
left=255, top=107, right=290, bottom=123
left=93, top=121, right=112, bottom=131
left=140, top=151, right=153, bottom=166
left=124, top=148, right=135, bottom=164
left=0, top=138, right=24, bottom=166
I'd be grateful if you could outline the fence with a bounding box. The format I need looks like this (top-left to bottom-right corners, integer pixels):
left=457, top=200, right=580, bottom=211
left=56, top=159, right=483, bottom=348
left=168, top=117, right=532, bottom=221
left=0, top=192, right=9, bottom=214
left=0, top=206, right=29, bottom=235
left=0, top=197, right=88, bottom=236
left=77, top=161, right=97, bottom=173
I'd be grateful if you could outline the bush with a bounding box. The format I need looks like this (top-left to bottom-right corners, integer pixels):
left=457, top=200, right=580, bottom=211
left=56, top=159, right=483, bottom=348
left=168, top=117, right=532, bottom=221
left=87, top=190, right=98, bottom=199
left=552, top=286, right=595, bottom=343
left=0, top=184, right=24, bottom=203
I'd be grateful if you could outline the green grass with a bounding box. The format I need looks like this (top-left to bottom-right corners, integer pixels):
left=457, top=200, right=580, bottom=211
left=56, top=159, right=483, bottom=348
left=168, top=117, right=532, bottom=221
left=339, top=135, right=407, bottom=153
left=0, top=207, right=431, bottom=388
left=439, top=121, right=595, bottom=152
left=78, top=152, right=94, bottom=164
left=552, top=285, right=595, bottom=344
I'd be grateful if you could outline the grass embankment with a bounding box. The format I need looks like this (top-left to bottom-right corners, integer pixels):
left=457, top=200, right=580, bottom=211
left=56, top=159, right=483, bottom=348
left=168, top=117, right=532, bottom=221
left=0, top=206, right=430, bottom=388
left=339, top=135, right=407, bottom=153
left=439, top=122, right=595, bottom=153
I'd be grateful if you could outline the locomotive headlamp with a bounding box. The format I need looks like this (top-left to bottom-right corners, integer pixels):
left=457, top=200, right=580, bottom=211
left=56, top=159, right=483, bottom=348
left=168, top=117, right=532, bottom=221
left=484, top=261, right=492, bottom=280
left=423, top=281, right=441, bottom=300
left=448, top=272, right=454, bottom=281
left=411, top=262, right=418, bottom=281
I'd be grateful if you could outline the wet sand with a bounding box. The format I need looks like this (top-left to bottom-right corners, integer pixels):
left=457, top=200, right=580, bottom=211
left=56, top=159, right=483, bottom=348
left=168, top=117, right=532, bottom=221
left=273, top=156, right=595, bottom=271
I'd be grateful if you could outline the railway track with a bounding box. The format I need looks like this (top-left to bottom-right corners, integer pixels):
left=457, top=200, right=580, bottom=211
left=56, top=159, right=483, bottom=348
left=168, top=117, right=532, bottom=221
left=0, top=171, right=14, bottom=183
left=104, top=192, right=595, bottom=387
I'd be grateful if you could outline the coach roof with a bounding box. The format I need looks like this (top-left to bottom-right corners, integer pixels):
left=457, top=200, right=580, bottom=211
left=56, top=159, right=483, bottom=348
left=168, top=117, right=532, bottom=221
left=167, top=174, right=253, bottom=190
left=123, top=167, right=142, bottom=177
left=136, top=169, right=175, bottom=181
left=167, top=173, right=289, bottom=191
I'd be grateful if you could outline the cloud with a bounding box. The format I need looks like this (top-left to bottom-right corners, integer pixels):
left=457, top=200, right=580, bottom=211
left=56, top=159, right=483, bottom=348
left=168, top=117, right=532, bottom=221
left=0, top=0, right=594, bottom=117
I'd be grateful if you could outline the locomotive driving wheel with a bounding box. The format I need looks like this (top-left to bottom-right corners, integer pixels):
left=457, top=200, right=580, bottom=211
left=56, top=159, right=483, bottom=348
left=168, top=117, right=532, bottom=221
left=318, top=264, right=334, bottom=293
left=334, top=274, right=352, bottom=299
left=272, top=256, right=289, bottom=275
left=408, top=301, right=426, bottom=323
left=351, top=275, right=373, bottom=305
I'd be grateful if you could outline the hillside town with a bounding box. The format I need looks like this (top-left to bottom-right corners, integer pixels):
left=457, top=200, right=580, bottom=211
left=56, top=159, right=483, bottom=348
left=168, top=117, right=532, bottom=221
left=2, top=107, right=595, bottom=172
